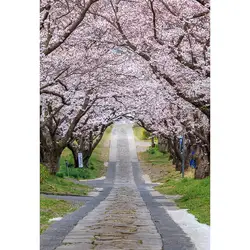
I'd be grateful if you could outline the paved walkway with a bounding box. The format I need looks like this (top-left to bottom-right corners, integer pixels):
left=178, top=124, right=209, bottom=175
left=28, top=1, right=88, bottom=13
left=41, top=123, right=209, bottom=250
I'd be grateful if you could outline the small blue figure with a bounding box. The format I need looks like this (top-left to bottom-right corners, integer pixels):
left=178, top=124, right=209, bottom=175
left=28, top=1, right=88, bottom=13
left=190, top=151, right=197, bottom=169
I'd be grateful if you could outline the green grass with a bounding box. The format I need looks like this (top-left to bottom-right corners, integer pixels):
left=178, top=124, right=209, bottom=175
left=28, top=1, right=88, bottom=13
left=58, top=125, right=112, bottom=179
left=58, top=150, right=104, bottom=179
left=40, top=127, right=112, bottom=234
left=139, top=145, right=210, bottom=225
left=138, top=145, right=178, bottom=182
left=40, top=195, right=82, bottom=234
left=133, top=126, right=151, bottom=141
left=40, top=164, right=91, bottom=196
left=142, top=145, right=172, bottom=165
left=155, top=177, right=210, bottom=225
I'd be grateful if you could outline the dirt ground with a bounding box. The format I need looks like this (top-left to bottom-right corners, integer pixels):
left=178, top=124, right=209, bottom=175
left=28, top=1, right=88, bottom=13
left=138, top=160, right=171, bottom=182
left=136, top=143, right=173, bottom=183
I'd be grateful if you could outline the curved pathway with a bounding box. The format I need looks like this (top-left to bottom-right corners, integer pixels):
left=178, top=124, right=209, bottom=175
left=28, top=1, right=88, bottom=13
left=41, top=123, right=208, bottom=250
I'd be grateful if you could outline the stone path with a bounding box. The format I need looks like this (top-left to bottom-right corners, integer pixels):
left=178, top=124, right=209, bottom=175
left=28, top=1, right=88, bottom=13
left=55, top=124, right=162, bottom=250
left=41, top=123, right=208, bottom=250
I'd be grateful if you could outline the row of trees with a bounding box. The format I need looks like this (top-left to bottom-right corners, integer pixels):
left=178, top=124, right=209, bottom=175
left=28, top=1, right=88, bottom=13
left=40, top=0, right=210, bottom=178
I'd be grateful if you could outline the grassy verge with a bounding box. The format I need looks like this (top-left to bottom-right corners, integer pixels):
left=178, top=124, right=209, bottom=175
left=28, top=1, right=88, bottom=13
left=155, top=177, right=210, bottom=225
left=140, top=145, right=172, bottom=166
left=40, top=195, right=83, bottom=234
left=40, top=164, right=91, bottom=196
left=139, top=145, right=210, bottom=225
left=138, top=145, right=175, bottom=182
left=133, top=125, right=151, bottom=141
left=58, top=125, right=112, bottom=179
left=89, top=125, right=112, bottom=176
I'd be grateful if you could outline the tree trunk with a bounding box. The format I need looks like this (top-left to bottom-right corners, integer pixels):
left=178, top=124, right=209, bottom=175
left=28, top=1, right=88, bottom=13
left=195, top=155, right=210, bottom=179
left=73, top=150, right=79, bottom=168
left=184, top=144, right=192, bottom=170
left=83, top=154, right=90, bottom=168
left=40, top=147, right=62, bottom=175
left=193, top=145, right=210, bottom=179
left=175, top=160, right=181, bottom=172
left=67, top=143, right=79, bottom=168
left=158, top=136, right=167, bottom=153
left=167, top=138, right=176, bottom=162
left=173, top=139, right=182, bottom=171
left=151, top=137, right=155, bottom=148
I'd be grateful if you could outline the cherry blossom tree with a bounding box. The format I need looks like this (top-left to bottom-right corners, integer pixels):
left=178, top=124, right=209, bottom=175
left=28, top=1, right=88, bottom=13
left=40, top=0, right=210, bottom=179
left=88, top=0, right=210, bottom=117
left=40, top=0, right=100, bottom=55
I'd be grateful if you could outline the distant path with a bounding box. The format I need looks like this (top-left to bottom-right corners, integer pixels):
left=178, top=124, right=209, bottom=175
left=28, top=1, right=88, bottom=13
left=41, top=123, right=209, bottom=250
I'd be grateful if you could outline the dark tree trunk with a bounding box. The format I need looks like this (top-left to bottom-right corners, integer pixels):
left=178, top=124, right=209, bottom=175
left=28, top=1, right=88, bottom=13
left=73, top=150, right=79, bottom=168
left=83, top=157, right=90, bottom=168
left=184, top=143, right=192, bottom=170
left=40, top=147, right=62, bottom=175
left=175, top=160, right=181, bottom=172
left=67, top=143, right=79, bottom=168
left=173, top=139, right=182, bottom=172
left=167, top=138, right=175, bottom=161
left=195, top=154, right=210, bottom=179
left=158, top=136, right=168, bottom=153
left=151, top=137, right=155, bottom=148
left=192, top=144, right=210, bottom=179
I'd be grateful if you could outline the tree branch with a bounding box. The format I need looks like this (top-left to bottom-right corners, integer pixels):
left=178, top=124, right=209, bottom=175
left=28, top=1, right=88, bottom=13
left=40, top=89, right=69, bottom=105
left=43, top=0, right=99, bottom=55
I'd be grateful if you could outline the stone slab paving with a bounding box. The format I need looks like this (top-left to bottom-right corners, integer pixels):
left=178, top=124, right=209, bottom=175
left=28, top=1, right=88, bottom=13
left=40, top=163, right=115, bottom=250
left=55, top=124, right=162, bottom=250
left=40, top=187, right=113, bottom=250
